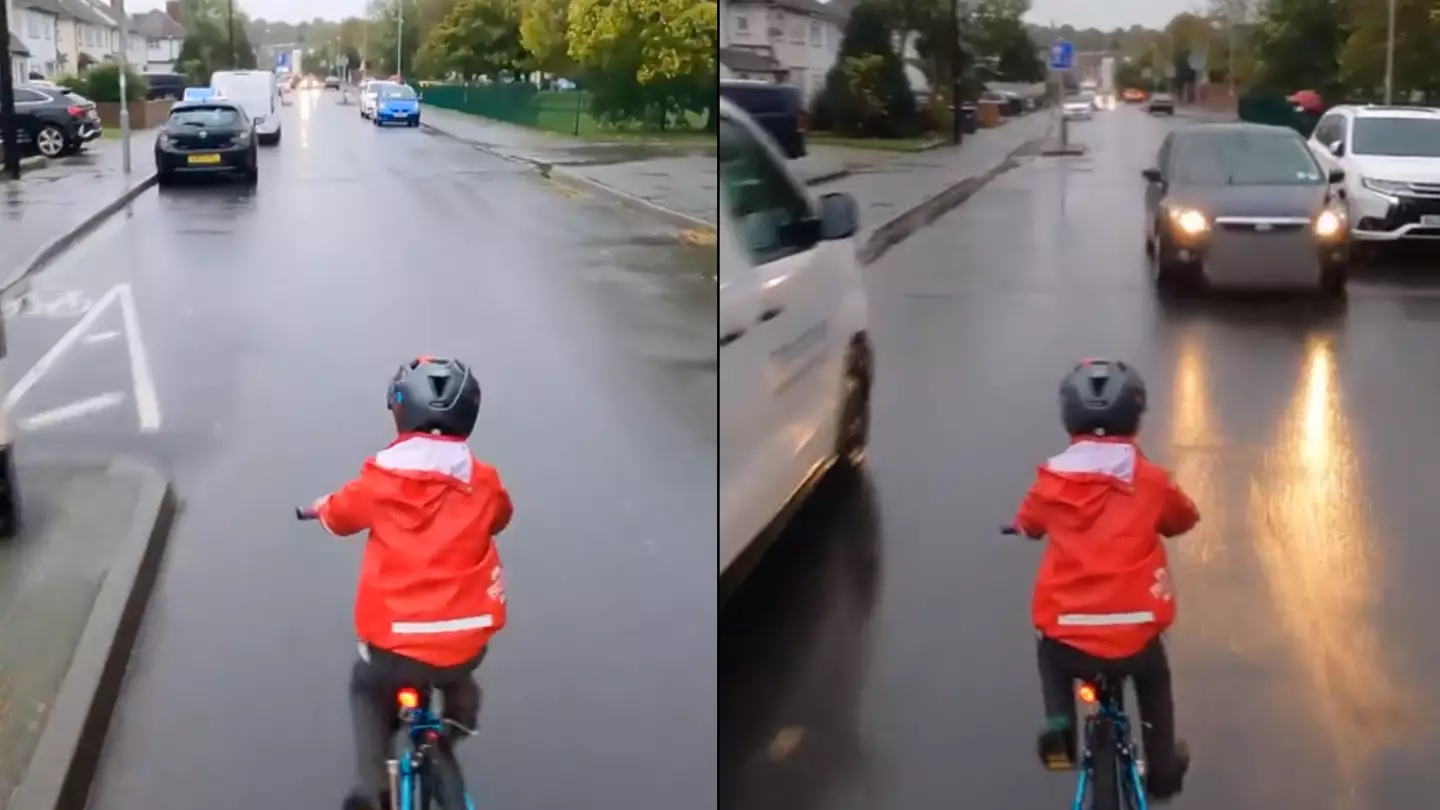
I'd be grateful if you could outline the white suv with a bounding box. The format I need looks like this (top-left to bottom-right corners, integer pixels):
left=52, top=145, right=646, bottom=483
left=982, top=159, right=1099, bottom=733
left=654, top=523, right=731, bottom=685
left=1308, top=105, right=1440, bottom=245
left=718, top=97, right=873, bottom=582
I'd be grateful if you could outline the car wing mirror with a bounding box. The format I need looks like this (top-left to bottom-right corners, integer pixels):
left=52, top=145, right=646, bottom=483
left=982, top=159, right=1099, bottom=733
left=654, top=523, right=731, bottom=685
left=818, top=192, right=859, bottom=240
left=1328, top=140, right=1346, bottom=157
left=1142, top=168, right=1164, bottom=184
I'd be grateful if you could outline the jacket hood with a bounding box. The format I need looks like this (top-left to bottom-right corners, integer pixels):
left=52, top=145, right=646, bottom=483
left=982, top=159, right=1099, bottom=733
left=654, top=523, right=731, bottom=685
left=364, top=434, right=475, bottom=533
left=1029, top=440, right=1137, bottom=534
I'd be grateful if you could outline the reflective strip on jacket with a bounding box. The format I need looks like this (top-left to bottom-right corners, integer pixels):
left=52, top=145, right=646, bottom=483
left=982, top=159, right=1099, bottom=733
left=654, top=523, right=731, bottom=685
left=1015, top=438, right=1199, bottom=659
left=317, top=433, right=514, bottom=667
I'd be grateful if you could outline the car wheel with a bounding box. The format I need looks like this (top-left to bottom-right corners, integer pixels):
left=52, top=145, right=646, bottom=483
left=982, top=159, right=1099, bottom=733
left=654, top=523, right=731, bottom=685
left=156, top=170, right=174, bottom=188
left=34, top=124, right=66, bottom=158
left=835, top=338, right=873, bottom=469
left=242, top=163, right=258, bottom=185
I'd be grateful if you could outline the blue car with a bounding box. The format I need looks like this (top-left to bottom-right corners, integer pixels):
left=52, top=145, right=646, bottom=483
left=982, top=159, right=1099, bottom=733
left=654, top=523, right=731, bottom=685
left=373, top=85, right=420, bottom=127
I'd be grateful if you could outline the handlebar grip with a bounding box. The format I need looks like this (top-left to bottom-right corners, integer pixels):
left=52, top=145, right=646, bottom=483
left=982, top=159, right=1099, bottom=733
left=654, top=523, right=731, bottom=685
left=999, top=525, right=1019, bottom=536
left=295, top=506, right=318, bottom=521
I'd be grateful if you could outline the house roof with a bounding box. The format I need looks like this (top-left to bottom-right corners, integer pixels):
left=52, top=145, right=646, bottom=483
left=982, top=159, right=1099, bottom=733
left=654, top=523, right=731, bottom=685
left=56, top=0, right=113, bottom=26
left=720, top=47, right=784, bottom=74
left=8, top=33, right=31, bottom=56
left=727, top=0, right=848, bottom=22
left=17, top=0, right=67, bottom=16
left=134, top=9, right=184, bottom=38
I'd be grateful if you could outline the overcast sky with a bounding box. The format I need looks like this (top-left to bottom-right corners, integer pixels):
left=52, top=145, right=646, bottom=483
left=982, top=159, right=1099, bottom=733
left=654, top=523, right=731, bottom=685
left=1025, top=0, right=1196, bottom=29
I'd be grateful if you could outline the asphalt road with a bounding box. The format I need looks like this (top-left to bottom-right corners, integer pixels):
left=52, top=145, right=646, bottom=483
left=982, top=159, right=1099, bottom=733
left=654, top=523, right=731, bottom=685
left=2, top=88, right=717, bottom=810
left=721, top=105, right=1440, bottom=810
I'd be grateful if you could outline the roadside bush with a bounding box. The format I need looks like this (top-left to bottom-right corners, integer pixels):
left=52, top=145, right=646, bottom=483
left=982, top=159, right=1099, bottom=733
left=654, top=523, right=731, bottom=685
left=815, top=2, right=917, bottom=138
left=77, top=63, right=148, bottom=103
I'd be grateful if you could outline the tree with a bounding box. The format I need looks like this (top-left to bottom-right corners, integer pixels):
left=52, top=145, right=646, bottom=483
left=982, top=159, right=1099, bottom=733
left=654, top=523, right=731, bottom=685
left=414, top=0, right=526, bottom=80
left=1340, top=0, right=1440, bottom=99
left=815, top=1, right=918, bottom=137
left=567, top=0, right=717, bottom=128
left=1251, top=0, right=1348, bottom=96
left=176, top=13, right=256, bottom=80
left=519, top=0, right=574, bottom=76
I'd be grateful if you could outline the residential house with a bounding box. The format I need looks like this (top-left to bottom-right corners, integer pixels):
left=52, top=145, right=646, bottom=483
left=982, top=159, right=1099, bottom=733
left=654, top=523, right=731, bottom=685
left=86, top=1, right=145, bottom=68
left=133, top=9, right=182, bottom=72
left=721, top=0, right=846, bottom=103
left=13, top=0, right=62, bottom=77
left=55, top=0, right=114, bottom=72
left=7, top=32, right=27, bottom=80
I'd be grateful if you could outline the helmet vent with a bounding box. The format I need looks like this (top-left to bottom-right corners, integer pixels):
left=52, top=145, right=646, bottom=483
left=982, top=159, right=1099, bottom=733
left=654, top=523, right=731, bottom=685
left=1086, top=374, right=1108, bottom=398
left=428, top=374, right=450, bottom=400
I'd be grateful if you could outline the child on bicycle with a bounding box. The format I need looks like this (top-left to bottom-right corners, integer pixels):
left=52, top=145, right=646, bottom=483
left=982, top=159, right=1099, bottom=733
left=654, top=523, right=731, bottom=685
left=311, top=356, right=514, bottom=810
left=1013, top=359, right=1196, bottom=802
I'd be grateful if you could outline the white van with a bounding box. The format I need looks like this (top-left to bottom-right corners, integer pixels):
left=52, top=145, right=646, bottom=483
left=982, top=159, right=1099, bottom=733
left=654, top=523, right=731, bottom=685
left=718, top=97, right=873, bottom=583
left=209, top=70, right=282, bottom=145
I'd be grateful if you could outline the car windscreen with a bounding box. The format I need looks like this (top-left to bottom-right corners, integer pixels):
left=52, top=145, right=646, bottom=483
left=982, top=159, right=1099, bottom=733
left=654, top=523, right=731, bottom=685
left=1171, top=130, right=1323, bottom=186
left=380, top=86, right=416, bottom=99
left=1352, top=117, right=1440, bottom=157
left=169, top=106, right=243, bottom=127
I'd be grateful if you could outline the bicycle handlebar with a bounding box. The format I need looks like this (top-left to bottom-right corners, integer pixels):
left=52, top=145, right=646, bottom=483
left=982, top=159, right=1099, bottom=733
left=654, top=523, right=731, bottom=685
left=295, top=506, right=318, bottom=521
left=1000, top=525, right=1019, bottom=536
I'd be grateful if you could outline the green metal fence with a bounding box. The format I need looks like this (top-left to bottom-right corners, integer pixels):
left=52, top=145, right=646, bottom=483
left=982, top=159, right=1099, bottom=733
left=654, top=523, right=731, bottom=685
left=421, top=84, right=590, bottom=136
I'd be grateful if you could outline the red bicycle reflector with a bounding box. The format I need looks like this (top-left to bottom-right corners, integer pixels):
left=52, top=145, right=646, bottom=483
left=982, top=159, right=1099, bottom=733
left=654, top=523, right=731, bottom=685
left=1076, top=683, right=1097, bottom=704
left=397, top=687, right=420, bottom=709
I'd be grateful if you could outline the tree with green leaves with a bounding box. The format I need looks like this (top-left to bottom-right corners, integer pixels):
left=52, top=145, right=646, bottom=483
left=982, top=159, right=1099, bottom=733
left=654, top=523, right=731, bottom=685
left=1339, top=0, right=1440, bottom=99
left=566, top=0, right=717, bottom=129
left=815, top=1, right=918, bottom=137
left=1250, top=0, right=1347, bottom=96
left=413, top=0, right=526, bottom=80
left=519, top=0, right=574, bottom=76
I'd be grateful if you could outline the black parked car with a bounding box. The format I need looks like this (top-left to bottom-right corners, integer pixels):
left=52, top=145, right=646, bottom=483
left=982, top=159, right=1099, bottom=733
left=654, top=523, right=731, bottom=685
left=144, top=72, right=187, bottom=101
left=719, top=79, right=806, bottom=159
left=12, top=84, right=101, bottom=158
left=154, top=100, right=258, bottom=186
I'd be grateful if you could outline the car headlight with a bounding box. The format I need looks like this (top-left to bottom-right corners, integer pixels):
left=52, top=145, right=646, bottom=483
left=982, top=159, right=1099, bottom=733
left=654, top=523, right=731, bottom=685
left=1167, top=206, right=1209, bottom=236
left=1361, top=177, right=1408, bottom=196
left=1314, top=208, right=1345, bottom=238
left=157, top=132, right=171, bottom=147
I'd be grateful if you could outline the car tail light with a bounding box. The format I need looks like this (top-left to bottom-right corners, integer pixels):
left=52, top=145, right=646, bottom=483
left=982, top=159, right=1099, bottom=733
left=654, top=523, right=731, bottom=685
left=66, top=105, right=86, bottom=118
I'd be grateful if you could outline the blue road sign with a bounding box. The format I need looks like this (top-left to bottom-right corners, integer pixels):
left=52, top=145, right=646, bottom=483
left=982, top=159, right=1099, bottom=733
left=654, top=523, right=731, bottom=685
left=182, top=87, right=216, bottom=102
left=276, top=50, right=290, bottom=69
left=1049, top=39, right=1074, bottom=71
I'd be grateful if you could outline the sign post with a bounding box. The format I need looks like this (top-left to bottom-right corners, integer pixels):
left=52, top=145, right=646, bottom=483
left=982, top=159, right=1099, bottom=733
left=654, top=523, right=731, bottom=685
left=1049, top=38, right=1075, bottom=150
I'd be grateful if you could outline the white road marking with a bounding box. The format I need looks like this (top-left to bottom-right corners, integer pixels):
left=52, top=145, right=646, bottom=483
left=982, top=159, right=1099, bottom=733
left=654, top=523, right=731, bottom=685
left=3, top=284, right=123, bottom=413
left=20, top=392, right=126, bottom=430
left=116, top=283, right=161, bottom=432
left=83, top=330, right=121, bottom=344
left=3, top=282, right=163, bottom=433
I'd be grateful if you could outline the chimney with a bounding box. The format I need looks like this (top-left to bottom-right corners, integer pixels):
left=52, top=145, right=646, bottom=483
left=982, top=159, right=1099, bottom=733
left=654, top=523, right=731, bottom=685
left=166, top=1, right=181, bottom=24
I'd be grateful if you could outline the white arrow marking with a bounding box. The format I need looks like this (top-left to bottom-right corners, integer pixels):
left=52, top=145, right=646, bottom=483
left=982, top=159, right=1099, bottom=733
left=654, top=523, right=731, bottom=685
left=83, top=330, right=121, bottom=344
left=20, top=392, right=126, bottom=430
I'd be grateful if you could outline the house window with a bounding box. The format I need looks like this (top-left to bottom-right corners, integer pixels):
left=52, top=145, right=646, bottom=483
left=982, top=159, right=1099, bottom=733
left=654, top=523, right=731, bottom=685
left=809, top=20, right=822, bottom=47
left=790, top=19, right=805, bottom=43
left=734, top=14, right=748, bottom=31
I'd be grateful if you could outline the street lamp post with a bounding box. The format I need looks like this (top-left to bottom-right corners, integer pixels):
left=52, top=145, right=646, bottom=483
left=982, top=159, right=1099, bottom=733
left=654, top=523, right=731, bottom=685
left=950, top=0, right=961, bottom=144
left=116, top=0, right=130, bottom=173
left=396, top=0, right=404, bottom=79
left=1383, top=0, right=1396, bottom=104
left=0, top=0, right=20, bottom=179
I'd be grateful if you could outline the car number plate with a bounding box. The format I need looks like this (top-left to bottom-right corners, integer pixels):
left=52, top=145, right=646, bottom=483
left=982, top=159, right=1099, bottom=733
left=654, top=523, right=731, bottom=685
left=187, top=154, right=222, bottom=165
left=1422, top=215, right=1440, bottom=227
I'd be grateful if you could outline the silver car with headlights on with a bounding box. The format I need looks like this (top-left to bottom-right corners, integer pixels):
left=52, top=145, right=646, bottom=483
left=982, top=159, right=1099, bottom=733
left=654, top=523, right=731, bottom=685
left=1143, top=123, right=1350, bottom=295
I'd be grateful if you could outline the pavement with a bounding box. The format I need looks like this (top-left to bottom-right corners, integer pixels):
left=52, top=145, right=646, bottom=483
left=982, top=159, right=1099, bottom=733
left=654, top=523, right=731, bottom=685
left=2, top=88, right=716, bottom=810
left=721, top=105, right=1440, bottom=809
left=419, top=104, right=718, bottom=229
left=0, top=133, right=160, bottom=288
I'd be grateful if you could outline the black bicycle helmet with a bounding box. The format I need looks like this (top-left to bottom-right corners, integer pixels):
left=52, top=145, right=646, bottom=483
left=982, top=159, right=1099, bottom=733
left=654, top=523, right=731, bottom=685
left=387, top=356, right=482, bottom=438
left=1058, top=359, right=1147, bottom=437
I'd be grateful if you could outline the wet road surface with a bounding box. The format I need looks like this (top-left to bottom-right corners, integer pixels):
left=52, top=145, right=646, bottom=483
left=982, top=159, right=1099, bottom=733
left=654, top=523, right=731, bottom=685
left=3, top=89, right=717, bottom=809
left=721, top=106, right=1440, bottom=809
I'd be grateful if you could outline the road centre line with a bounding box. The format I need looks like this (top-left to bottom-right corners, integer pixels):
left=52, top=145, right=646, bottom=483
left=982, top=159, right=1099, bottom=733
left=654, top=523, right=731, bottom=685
left=20, top=392, right=126, bottom=430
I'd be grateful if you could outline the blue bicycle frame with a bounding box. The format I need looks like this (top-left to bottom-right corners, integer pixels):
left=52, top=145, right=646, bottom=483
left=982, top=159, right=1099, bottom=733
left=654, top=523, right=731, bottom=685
left=1071, top=679, right=1148, bottom=810
left=390, top=687, right=477, bottom=810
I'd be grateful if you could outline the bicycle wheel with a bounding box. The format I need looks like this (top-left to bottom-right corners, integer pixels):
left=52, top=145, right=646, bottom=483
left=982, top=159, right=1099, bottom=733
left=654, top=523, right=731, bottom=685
left=423, top=743, right=470, bottom=810
left=1087, top=720, right=1122, bottom=810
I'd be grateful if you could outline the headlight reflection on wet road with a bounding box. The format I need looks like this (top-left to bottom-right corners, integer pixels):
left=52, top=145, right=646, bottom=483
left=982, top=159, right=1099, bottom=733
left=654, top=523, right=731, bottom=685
left=1249, top=337, right=1411, bottom=790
